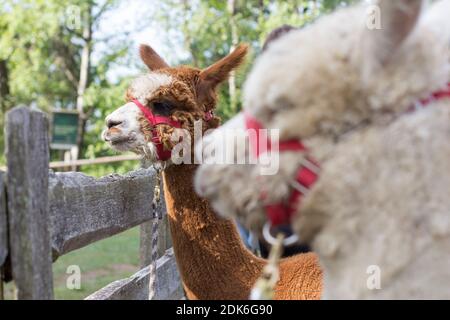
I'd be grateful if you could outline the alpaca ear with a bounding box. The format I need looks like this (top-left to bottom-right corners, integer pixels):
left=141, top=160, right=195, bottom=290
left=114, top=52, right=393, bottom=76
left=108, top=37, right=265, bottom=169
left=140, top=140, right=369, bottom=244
left=139, top=44, right=169, bottom=71
left=363, top=0, right=422, bottom=70
left=199, top=44, right=248, bottom=89
left=196, top=44, right=248, bottom=109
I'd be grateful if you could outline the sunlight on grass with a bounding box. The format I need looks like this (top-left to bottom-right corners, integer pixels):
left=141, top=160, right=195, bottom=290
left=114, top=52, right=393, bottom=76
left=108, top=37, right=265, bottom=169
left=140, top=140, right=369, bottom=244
left=3, top=227, right=141, bottom=300
left=53, top=227, right=140, bottom=300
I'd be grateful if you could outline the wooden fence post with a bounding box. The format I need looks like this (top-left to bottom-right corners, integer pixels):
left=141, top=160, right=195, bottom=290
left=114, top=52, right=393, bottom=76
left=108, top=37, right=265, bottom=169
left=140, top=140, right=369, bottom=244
left=0, top=171, right=7, bottom=300
left=5, top=106, right=54, bottom=300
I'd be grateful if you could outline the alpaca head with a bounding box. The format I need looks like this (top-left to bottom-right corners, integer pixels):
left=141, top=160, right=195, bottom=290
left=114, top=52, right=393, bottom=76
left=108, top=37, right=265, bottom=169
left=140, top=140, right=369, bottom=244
left=241, top=0, right=449, bottom=144
left=103, top=44, right=248, bottom=163
left=196, top=0, right=450, bottom=233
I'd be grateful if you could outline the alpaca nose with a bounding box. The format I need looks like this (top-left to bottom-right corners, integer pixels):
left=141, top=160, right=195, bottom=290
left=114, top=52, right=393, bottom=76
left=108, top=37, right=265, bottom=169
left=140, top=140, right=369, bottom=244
left=106, top=119, right=123, bottom=129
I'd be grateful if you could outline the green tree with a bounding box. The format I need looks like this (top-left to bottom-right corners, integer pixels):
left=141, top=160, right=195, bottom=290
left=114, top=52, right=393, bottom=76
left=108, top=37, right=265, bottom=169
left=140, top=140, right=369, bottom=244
left=155, top=0, right=354, bottom=120
left=0, top=0, right=137, bottom=172
left=1, top=0, right=354, bottom=172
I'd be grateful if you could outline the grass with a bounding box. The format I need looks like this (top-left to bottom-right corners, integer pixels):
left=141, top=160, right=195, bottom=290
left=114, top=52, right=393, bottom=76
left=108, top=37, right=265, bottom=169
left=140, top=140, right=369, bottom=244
left=4, top=227, right=141, bottom=300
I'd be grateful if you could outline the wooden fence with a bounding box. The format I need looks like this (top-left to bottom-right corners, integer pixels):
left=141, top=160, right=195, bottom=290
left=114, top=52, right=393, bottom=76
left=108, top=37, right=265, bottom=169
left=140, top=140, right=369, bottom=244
left=0, top=154, right=141, bottom=172
left=0, top=106, right=184, bottom=300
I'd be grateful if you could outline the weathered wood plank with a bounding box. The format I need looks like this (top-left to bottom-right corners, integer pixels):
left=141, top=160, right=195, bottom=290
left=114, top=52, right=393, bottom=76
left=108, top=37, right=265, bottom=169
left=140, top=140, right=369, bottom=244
left=0, top=171, right=7, bottom=268
left=48, top=168, right=158, bottom=258
left=6, top=106, right=54, bottom=300
left=85, top=248, right=184, bottom=300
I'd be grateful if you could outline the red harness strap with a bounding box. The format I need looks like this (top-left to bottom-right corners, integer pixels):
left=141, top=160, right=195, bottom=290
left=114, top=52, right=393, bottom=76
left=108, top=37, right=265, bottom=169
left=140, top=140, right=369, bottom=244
left=245, top=112, right=319, bottom=227
left=245, top=82, right=450, bottom=227
left=132, top=99, right=215, bottom=161
left=410, top=83, right=450, bottom=111
left=132, top=99, right=181, bottom=161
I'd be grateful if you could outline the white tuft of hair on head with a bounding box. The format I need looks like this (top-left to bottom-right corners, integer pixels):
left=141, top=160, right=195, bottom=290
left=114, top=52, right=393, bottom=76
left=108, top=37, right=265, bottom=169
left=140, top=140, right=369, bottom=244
left=129, top=73, right=173, bottom=103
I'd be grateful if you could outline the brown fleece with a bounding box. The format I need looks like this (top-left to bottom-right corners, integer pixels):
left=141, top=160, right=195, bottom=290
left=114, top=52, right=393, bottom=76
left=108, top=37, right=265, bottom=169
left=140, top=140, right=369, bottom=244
left=140, top=44, right=170, bottom=70
left=122, top=42, right=323, bottom=300
left=163, top=164, right=323, bottom=300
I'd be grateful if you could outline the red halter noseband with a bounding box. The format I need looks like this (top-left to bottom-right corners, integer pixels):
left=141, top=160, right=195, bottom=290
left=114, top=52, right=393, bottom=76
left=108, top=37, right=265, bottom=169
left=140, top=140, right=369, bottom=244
left=245, top=113, right=319, bottom=228
left=132, top=99, right=181, bottom=161
left=132, top=98, right=215, bottom=161
left=245, top=82, right=450, bottom=228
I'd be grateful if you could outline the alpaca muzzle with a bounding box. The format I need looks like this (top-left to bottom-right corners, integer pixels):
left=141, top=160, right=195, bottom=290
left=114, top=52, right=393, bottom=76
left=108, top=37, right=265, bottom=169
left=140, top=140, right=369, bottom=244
left=132, top=98, right=182, bottom=161
left=132, top=99, right=215, bottom=162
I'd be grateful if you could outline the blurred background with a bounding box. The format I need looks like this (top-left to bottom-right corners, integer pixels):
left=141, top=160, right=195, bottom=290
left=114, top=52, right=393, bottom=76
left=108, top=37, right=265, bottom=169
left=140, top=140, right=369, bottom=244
left=0, top=0, right=354, bottom=299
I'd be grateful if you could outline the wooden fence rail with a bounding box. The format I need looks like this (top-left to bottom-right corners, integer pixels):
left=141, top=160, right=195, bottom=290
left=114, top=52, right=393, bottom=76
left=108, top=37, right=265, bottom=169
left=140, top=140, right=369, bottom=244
left=0, top=106, right=183, bottom=300
left=0, top=154, right=141, bottom=172
left=86, top=248, right=184, bottom=300
left=48, top=169, right=157, bottom=258
left=48, top=154, right=141, bottom=169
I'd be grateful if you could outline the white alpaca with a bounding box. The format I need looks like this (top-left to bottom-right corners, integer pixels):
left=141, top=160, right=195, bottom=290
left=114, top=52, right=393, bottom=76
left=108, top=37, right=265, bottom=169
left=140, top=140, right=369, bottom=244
left=196, top=0, right=450, bottom=299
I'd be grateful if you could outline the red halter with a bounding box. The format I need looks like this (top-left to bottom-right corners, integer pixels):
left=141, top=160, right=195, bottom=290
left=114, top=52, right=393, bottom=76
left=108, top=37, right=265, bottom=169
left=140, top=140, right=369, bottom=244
left=409, top=82, right=450, bottom=111
left=132, top=99, right=215, bottom=161
left=245, top=82, right=450, bottom=228
left=245, top=113, right=319, bottom=227
left=132, top=99, right=181, bottom=161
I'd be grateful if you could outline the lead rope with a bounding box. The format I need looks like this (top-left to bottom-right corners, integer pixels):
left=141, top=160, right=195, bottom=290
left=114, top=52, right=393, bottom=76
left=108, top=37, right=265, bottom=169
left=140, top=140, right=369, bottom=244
left=250, top=233, right=284, bottom=300
left=148, top=166, right=163, bottom=300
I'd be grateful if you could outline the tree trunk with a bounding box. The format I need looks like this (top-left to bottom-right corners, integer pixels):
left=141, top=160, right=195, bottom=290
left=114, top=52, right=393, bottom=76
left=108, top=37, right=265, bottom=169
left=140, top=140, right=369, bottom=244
left=182, top=0, right=199, bottom=67
left=74, top=4, right=93, bottom=170
left=227, top=0, right=239, bottom=114
left=0, top=59, right=10, bottom=114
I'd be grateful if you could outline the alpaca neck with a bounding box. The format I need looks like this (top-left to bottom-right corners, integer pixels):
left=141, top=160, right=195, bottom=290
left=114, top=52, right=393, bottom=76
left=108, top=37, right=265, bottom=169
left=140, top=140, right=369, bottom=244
left=163, top=164, right=264, bottom=300
left=163, top=164, right=323, bottom=300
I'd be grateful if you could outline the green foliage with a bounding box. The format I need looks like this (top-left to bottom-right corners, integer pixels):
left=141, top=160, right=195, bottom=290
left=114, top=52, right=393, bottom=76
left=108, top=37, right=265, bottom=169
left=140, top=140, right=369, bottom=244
left=155, top=0, right=352, bottom=121
left=0, top=0, right=354, bottom=172
left=0, top=0, right=132, bottom=169
left=1, top=0, right=74, bottom=109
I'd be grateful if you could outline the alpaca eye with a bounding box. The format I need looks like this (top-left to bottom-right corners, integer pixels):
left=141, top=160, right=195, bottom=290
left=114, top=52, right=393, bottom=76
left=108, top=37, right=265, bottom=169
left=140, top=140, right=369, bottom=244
left=152, top=101, right=173, bottom=116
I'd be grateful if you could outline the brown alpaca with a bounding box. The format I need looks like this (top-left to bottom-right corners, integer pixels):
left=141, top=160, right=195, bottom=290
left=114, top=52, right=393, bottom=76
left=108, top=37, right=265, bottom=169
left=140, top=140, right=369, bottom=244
left=102, top=44, right=322, bottom=299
